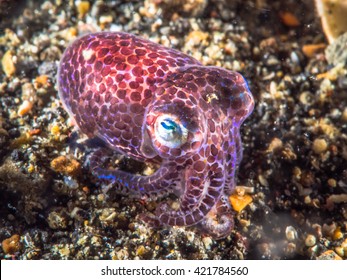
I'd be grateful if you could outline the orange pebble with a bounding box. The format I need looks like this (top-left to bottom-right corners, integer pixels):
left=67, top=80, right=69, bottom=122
left=34, top=75, right=49, bottom=88
left=229, top=193, right=253, bottom=212
left=17, top=100, right=33, bottom=116
left=279, top=12, right=300, bottom=27
left=82, top=186, right=90, bottom=194
left=50, top=155, right=81, bottom=176
left=28, top=128, right=41, bottom=136
left=2, top=50, right=16, bottom=77
left=76, top=1, right=90, bottom=19
left=2, top=234, right=21, bottom=254
left=302, top=43, right=326, bottom=58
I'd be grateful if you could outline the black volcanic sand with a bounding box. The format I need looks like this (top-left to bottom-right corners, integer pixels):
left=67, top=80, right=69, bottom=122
left=0, top=0, right=346, bottom=260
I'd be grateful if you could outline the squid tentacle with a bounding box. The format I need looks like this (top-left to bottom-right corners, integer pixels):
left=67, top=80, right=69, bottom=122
left=90, top=148, right=176, bottom=197
left=156, top=164, right=225, bottom=227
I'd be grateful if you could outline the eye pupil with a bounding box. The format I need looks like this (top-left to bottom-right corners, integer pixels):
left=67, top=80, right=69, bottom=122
left=161, top=119, right=177, bottom=131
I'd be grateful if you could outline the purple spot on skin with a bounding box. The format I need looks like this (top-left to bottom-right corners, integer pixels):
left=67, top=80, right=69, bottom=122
left=58, top=31, right=254, bottom=239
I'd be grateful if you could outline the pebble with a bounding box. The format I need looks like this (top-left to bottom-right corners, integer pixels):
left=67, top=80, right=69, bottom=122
left=136, top=245, right=148, bottom=257
left=1, top=28, right=20, bottom=47
left=185, top=30, right=209, bottom=47
left=21, top=81, right=34, bottom=94
left=326, top=194, right=347, bottom=210
left=75, top=0, right=90, bottom=19
left=1, top=49, right=16, bottom=77
left=1, top=234, right=21, bottom=254
left=312, top=138, right=328, bottom=154
left=186, top=231, right=195, bottom=243
left=339, top=238, right=347, bottom=257
left=266, top=137, right=283, bottom=153
left=284, top=242, right=297, bottom=256
left=229, top=187, right=253, bottom=212
left=239, top=219, right=251, bottom=228
left=99, top=15, right=113, bottom=29
left=76, top=235, right=89, bottom=247
left=50, top=155, right=81, bottom=176
left=258, top=174, right=269, bottom=187
left=91, top=236, right=102, bottom=247
left=98, top=208, right=117, bottom=225
left=17, top=100, right=33, bottom=116
left=299, top=91, right=314, bottom=106
left=181, top=0, right=208, bottom=17
left=27, top=163, right=35, bottom=173
left=322, top=223, right=337, bottom=238
left=114, top=249, right=129, bottom=260
left=50, top=124, right=61, bottom=136
left=341, top=108, right=347, bottom=122
left=47, top=209, right=69, bottom=229
left=333, top=227, right=343, bottom=240
left=304, top=196, right=311, bottom=204
left=58, top=27, right=78, bottom=42
left=302, top=43, right=326, bottom=58
left=63, top=176, right=79, bottom=189
left=327, top=178, right=337, bottom=188
left=305, top=234, right=316, bottom=247
left=97, top=193, right=105, bottom=202
left=202, top=236, right=213, bottom=250
left=285, top=226, right=298, bottom=241
left=279, top=11, right=300, bottom=27
left=307, top=244, right=318, bottom=257
left=334, top=246, right=345, bottom=257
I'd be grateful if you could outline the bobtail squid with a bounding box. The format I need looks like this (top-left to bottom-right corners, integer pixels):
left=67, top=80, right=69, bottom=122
left=58, top=32, right=254, bottom=239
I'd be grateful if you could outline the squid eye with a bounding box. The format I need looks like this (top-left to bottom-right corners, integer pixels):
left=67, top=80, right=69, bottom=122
left=155, top=115, right=188, bottom=148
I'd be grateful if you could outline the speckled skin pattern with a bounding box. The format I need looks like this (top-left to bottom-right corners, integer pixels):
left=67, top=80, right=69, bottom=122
left=58, top=32, right=254, bottom=239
